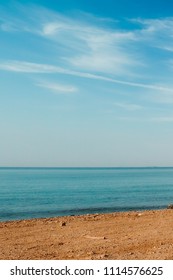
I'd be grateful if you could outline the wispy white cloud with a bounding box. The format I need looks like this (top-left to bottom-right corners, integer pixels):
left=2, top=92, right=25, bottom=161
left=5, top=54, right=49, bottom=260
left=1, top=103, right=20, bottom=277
left=37, top=82, right=78, bottom=94
left=0, top=60, right=59, bottom=73
left=0, top=60, right=173, bottom=93
left=0, top=3, right=35, bottom=33
left=0, top=5, right=140, bottom=76
left=38, top=14, right=173, bottom=78
left=133, top=18, right=173, bottom=34
left=131, top=18, right=173, bottom=51
left=41, top=18, right=138, bottom=76
left=162, top=46, right=173, bottom=52
left=42, top=22, right=64, bottom=36
left=1, top=5, right=173, bottom=97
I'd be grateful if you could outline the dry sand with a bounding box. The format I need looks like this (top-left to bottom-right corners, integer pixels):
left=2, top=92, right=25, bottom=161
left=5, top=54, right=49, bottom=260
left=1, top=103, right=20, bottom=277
left=0, top=209, right=173, bottom=260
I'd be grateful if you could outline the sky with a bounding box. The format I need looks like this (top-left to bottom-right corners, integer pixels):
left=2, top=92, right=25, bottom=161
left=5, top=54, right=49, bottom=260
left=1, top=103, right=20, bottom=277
left=1, top=0, right=173, bottom=167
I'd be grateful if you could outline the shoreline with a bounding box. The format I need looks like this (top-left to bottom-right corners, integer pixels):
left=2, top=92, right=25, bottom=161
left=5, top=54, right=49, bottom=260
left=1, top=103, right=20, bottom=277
left=0, top=205, right=167, bottom=223
left=1, top=209, right=173, bottom=260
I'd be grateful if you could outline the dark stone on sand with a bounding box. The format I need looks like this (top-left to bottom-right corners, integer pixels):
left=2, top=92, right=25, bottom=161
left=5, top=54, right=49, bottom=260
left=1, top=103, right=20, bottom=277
left=60, top=221, right=66, bottom=226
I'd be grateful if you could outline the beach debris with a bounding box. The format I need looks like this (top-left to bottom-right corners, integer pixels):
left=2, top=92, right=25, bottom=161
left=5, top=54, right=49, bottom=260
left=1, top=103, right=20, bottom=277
left=60, top=221, right=66, bottom=227
left=84, top=235, right=107, bottom=240
left=167, top=204, right=173, bottom=209
left=98, top=254, right=109, bottom=259
left=58, top=242, right=64, bottom=246
left=136, top=213, right=142, bottom=217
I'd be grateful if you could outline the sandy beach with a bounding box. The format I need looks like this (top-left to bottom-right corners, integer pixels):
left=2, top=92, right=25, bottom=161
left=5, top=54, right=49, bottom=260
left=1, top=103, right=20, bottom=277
left=0, top=209, right=173, bottom=260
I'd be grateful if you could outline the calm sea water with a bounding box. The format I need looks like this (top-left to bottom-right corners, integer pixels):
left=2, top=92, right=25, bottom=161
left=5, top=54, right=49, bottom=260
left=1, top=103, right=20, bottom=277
left=0, top=167, right=173, bottom=222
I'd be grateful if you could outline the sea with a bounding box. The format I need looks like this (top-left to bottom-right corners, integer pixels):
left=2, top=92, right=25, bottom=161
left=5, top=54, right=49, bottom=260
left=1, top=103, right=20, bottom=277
left=0, top=167, right=173, bottom=222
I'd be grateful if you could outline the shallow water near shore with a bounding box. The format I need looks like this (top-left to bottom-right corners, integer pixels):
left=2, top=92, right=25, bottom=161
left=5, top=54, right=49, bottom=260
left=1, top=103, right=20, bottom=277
left=1, top=167, right=173, bottom=221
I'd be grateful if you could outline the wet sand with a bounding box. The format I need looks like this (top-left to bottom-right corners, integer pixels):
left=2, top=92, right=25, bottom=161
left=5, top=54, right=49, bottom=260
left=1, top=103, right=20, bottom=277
left=0, top=209, right=173, bottom=260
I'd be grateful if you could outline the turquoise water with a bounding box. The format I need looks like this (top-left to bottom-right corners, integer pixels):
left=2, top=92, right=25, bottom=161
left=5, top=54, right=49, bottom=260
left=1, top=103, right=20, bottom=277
left=0, top=167, right=173, bottom=221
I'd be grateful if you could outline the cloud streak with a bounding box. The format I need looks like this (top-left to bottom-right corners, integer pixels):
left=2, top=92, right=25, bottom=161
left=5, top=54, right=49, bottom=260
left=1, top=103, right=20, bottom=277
left=0, top=61, right=59, bottom=73
left=0, top=60, right=173, bottom=92
left=37, top=82, right=78, bottom=94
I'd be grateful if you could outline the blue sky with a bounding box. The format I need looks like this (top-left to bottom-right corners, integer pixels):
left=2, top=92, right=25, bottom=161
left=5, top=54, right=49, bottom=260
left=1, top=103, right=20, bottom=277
left=1, top=0, right=173, bottom=167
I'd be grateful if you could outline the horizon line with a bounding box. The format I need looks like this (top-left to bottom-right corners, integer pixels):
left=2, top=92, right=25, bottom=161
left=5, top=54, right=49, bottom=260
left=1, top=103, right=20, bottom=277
left=1, top=166, right=173, bottom=169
